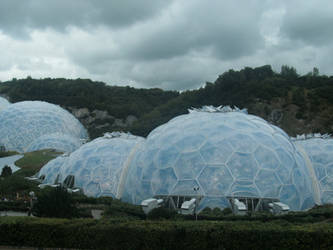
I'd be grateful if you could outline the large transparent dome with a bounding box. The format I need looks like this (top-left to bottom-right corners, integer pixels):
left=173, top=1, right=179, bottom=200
left=0, top=101, right=88, bottom=153
left=122, top=107, right=317, bottom=210
left=44, top=133, right=144, bottom=198
left=0, top=97, right=10, bottom=112
left=295, top=136, right=333, bottom=204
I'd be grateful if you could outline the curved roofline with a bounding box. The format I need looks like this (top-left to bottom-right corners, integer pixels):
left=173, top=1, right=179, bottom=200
left=188, top=105, right=248, bottom=114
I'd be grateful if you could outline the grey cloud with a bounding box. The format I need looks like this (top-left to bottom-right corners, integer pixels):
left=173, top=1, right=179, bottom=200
left=0, top=0, right=170, bottom=38
left=1, top=0, right=333, bottom=91
left=281, top=0, right=333, bottom=46
left=127, top=0, right=265, bottom=61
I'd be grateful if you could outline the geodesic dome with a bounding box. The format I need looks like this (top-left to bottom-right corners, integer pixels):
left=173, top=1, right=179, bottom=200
left=26, top=133, right=83, bottom=153
left=0, top=101, right=88, bottom=153
left=47, top=133, right=144, bottom=198
left=122, top=106, right=317, bottom=211
left=0, top=97, right=10, bottom=112
left=38, top=154, right=68, bottom=184
left=295, top=135, right=333, bottom=204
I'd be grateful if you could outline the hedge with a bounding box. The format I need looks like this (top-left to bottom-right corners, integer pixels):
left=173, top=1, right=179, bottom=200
left=1, top=217, right=333, bottom=249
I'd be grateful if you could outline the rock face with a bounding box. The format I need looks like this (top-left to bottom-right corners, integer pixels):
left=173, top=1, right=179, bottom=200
left=68, top=107, right=138, bottom=138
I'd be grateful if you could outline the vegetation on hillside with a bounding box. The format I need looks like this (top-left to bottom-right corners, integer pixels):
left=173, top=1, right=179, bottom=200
left=1, top=65, right=332, bottom=138
left=0, top=77, right=179, bottom=119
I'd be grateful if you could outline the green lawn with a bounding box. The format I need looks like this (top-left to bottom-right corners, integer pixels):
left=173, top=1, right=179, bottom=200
left=15, top=149, right=63, bottom=171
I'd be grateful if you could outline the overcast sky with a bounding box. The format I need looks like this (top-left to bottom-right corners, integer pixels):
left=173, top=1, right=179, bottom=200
left=0, top=0, right=332, bottom=90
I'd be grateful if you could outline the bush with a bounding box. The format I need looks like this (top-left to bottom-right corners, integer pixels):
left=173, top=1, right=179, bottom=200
left=1, top=218, right=333, bottom=249
left=32, top=187, right=78, bottom=218
left=147, top=207, right=177, bottom=220
left=0, top=165, right=12, bottom=177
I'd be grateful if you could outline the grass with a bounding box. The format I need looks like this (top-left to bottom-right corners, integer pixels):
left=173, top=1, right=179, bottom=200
left=15, top=149, right=62, bottom=171
left=0, top=151, right=19, bottom=158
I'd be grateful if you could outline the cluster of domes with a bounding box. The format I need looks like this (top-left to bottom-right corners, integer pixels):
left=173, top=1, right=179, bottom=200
left=0, top=101, right=88, bottom=153
left=37, top=106, right=333, bottom=211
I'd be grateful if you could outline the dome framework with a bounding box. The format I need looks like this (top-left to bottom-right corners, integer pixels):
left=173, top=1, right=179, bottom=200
left=0, top=101, right=88, bottom=153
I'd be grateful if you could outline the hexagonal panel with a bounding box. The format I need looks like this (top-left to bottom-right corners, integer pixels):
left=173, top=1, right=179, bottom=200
left=252, top=132, right=278, bottom=149
left=76, top=168, right=91, bottom=186
left=86, top=156, right=102, bottom=168
left=135, top=181, right=153, bottom=203
left=254, top=146, right=279, bottom=170
left=292, top=168, right=309, bottom=194
left=313, top=153, right=331, bottom=166
left=326, top=163, right=333, bottom=177
left=198, top=165, right=233, bottom=195
left=92, top=166, right=109, bottom=182
left=174, top=151, right=205, bottom=179
left=275, top=147, right=295, bottom=169
left=198, top=196, right=230, bottom=211
left=141, top=163, right=156, bottom=181
left=151, top=168, right=178, bottom=195
left=154, top=146, right=180, bottom=169
left=313, top=163, right=327, bottom=180
left=100, top=178, right=116, bottom=196
left=255, top=169, right=282, bottom=197
left=320, top=176, right=333, bottom=191
left=227, top=152, right=258, bottom=180
left=301, top=196, right=315, bottom=210
left=174, top=134, right=206, bottom=152
left=321, top=191, right=333, bottom=204
left=171, top=180, right=203, bottom=195
left=228, top=134, right=257, bottom=153
left=273, top=133, right=294, bottom=152
left=230, top=182, right=259, bottom=197
left=200, top=141, right=233, bottom=165
left=71, top=160, right=84, bottom=173
left=279, top=184, right=300, bottom=210
left=208, top=124, right=234, bottom=143
left=85, top=181, right=101, bottom=197
left=275, top=165, right=292, bottom=185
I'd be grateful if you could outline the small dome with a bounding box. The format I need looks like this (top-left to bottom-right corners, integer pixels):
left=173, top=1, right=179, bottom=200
left=51, top=133, right=144, bottom=198
left=295, top=136, right=333, bottom=204
left=123, top=107, right=316, bottom=210
left=0, top=101, right=88, bottom=152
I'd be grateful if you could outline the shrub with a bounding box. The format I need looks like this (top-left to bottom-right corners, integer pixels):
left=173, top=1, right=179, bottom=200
left=32, top=187, right=78, bottom=218
left=0, top=165, right=12, bottom=177
left=147, top=207, right=177, bottom=220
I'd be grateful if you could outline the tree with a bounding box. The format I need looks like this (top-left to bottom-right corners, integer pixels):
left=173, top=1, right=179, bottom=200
left=32, top=187, right=78, bottom=218
left=280, top=65, right=298, bottom=79
left=0, top=165, right=12, bottom=177
left=313, top=67, right=319, bottom=77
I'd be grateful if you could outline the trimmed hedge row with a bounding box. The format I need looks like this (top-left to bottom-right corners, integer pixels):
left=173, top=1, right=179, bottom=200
left=1, top=217, right=333, bottom=249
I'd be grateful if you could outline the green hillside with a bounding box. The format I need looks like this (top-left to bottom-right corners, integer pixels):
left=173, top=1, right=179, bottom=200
left=1, top=65, right=333, bottom=138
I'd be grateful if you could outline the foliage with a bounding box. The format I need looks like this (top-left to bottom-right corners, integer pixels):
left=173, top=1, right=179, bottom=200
left=0, top=200, right=29, bottom=212
left=281, top=65, right=298, bottom=79
left=0, top=174, right=38, bottom=198
left=1, top=217, right=333, bottom=249
left=102, top=198, right=145, bottom=220
left=2, top=65, right=333, bottom=138
left=32, top=187, right=79, bottom=218
left=147, top=207, right=177, bottom=220
left=0, top=151, right=18, bottom=158
left=0, top=165, right=12, bottom=177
